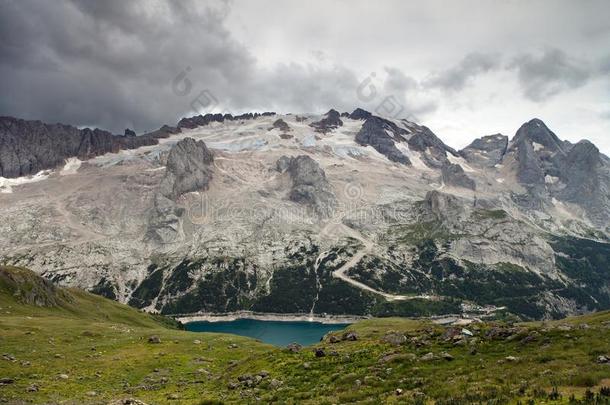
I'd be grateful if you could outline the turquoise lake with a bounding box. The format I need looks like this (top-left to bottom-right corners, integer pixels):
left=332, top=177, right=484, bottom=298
left=185, top=319, right=351, bottom=346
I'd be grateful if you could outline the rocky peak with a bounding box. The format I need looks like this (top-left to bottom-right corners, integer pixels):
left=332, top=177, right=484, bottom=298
left=354, top=116, right=411, bottom=165
left=406, top=126, right=457, bottom=168
left=459, top=134, right=508, bottom=167
left=309, top=109, right=343, bottom=133
left=349, top=108, right=372, bottom=120
left=511, top=118, right=565, bottom=154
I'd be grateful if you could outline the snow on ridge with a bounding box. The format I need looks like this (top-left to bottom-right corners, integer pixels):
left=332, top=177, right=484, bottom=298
left=446, top=152, right=477, bottom=173
left=0, top=170, right=51, bottom=193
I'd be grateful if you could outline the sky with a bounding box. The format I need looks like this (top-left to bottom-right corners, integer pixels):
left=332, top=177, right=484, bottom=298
left=1, top=0, right=609, bottom=154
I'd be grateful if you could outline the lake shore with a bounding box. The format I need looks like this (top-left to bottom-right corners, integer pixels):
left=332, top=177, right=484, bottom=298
left=174, top=311, right=367, bottom=324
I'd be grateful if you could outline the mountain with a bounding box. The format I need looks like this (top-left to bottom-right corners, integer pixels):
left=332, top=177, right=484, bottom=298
left=2, top=265, right=610, bottom=404
left=1, top=109, right=609, bottom=321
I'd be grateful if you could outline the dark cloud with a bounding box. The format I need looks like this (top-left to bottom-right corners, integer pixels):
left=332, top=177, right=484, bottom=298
left=424, top=52, right=500, bottom=91
left=0, top=0, right=372, bottom=133
left=508, top=48, right=591, bottom=101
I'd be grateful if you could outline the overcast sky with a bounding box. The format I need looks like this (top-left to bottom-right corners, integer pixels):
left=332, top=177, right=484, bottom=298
left=1, top=0, right=609, bottom=153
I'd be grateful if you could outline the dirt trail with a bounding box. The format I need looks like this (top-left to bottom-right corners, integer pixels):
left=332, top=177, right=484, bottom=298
left=325, top=223, right=435, bottom=302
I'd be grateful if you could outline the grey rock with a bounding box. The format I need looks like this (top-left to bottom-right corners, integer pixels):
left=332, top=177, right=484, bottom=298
left=407, top=125, right=457, bottom=168
left=148, top=335, right=161, bottom=344
left=441, top=163, right=476, bottom=190
left=420, top=352, right=436, bottom=361
left=0, top=116, right=160, bottom=178
left=440, top=352, right=454, bottom=361
left=159, top=137, right=214, bottom=200
left=283, top=155, right=336, bottom=216
left=286, top=342, right=302, bottom=353
left=349, top=108, right=372, bottom=120
left=270, top=119, right=290, bottom=132
left=355, top=116, right=411, bottom=165
left=147, top=137, right=214, bottom=244
left=423, top=190, right=467, bottom=222
left=309, top=109, right=343, bottom=133
left=343, top=332, right=358, bottom=341
left=177, top=112, right=275, bottom=129
left=276, top=155, right=292, bottom=173
left=381, top=332, right=407, bottom=346
left=459, top=134, right=508, bottom=167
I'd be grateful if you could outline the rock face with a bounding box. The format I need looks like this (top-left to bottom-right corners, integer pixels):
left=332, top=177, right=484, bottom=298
left=270, top=119, right=291, bottom=133
left=309, top=109, right=343, bottom=133
left=355, top=116, right=411, bottom=165
left=406, top=126, right=457, bottom=168
left=0, top=116, right=161, bottom=178
left=459, top=134, right=508, bottom=167
left=280, top=155, right=336, bottom=216
left=349, top=108, right=372, bottom=120
left=148, top=138, right=214, bottom=244
left=557, top=140, right=610, bottom=225
left=441, top=163, right=476, bottom=190
left=506, top=118, right=610, bottom=226
left=159, top=138, right=214, bottom=200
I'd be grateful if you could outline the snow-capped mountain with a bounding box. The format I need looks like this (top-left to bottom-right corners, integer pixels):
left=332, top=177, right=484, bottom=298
left=1, top=109, right=609, bottom=320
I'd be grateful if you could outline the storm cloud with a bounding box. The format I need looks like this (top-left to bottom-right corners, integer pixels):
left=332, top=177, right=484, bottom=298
left=509, top=48, right=591, bottom=102
left=424, top=53, right=500, bottom=92
left=1, top=0, right=609, bottom=154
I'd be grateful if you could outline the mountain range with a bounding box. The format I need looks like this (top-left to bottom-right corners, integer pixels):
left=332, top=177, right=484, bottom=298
left=1, top=109, right=609, bottom=320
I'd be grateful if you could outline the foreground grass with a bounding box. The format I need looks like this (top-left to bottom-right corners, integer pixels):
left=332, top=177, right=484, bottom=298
left=1, top=266, right=610, bottom=404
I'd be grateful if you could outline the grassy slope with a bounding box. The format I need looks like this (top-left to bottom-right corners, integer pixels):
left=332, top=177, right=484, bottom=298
left=1, top=266, right=610, bottom=404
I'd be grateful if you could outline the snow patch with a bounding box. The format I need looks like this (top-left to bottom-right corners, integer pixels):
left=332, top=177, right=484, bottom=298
left=395, top=142, right=429, bottom=170
left=0, top=170, right=51, bottom=193
left=545, top=175, right=559, bottom=184
left=60, top=158, right=82, bottom=175
left=446, top=153, right=477, bottom=173
left=533, top=142, right=545, bottom=152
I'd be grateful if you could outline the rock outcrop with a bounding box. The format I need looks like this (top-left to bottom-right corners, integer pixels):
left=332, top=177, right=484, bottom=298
left=279, top=155, right=336, bottom=216
left=309, top=109, right=343, bottom=133
left=159, top=138, right=214, bottom=200
left=441, top=163, right=476, bottom=190
left=354, top=116, right=411, bottom=165
left=148, top=138, right=214, bottom=244
left=459, top=134, right=508, bottom=167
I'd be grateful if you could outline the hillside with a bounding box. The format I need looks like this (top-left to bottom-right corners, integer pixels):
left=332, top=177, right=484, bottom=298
left=1, top=266, right=610, bottom=404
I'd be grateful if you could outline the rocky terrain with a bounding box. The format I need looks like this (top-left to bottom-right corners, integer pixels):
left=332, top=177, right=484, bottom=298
left=0, top=109, right=609, bottom=320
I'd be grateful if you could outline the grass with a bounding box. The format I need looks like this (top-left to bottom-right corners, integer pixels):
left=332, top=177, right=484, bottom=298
left=1, top=266, right=610, bottom=404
